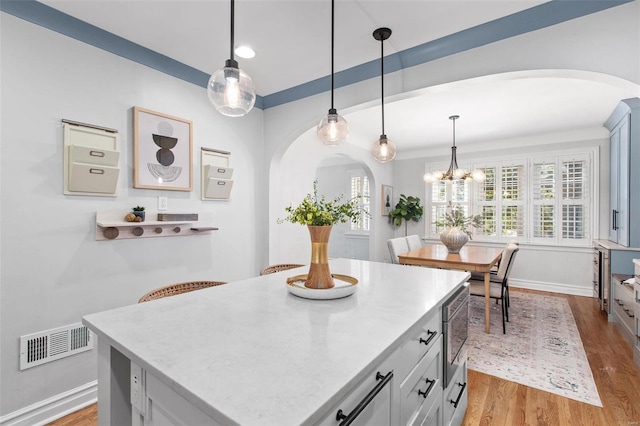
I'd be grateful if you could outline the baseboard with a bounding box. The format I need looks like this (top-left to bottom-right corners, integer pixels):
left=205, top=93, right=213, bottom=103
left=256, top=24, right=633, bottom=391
left=0, top=381, right=97, bottom=426
left=510, top=278, right=594, bottom=297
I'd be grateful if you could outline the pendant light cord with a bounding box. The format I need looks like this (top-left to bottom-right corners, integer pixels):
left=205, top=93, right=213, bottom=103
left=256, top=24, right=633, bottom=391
left=230, top=0, right=235, bottom=61
left=452, top=116, right=456, bottom=147
left=380, top=34, right=385, bottom=136
left=330, top=0, right=335, bottom=110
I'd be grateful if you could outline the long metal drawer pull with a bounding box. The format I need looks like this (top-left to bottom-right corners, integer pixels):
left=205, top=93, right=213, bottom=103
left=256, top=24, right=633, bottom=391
left=449, top=382, right=467, bottom=408
left=335, top=370, right=393, bottom=426
left=623, top=307, right=634, bottom=318
left=89, top=168, right=105, bottom=175
left=89, top=150, right=105, bottom=157
left=615, top=298, right=623, bottom=306
left=418, top=378, right=436, bottom=398
left=419, top=330, right=438, bottom=346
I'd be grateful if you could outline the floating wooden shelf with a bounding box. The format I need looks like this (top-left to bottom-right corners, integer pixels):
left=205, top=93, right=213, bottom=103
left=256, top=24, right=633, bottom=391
left=96, top=212, right=217, bottom=241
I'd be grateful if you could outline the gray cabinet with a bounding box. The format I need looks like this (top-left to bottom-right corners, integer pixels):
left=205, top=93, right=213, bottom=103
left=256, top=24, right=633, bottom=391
left=605, top=98, right=640, bottom=247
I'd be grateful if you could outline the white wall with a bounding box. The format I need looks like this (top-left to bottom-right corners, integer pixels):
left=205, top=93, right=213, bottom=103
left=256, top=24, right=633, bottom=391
left=0, top=14, right=266, bottom=418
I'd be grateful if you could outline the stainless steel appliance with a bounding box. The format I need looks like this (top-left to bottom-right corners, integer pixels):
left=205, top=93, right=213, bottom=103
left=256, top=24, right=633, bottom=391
left=593, top=244, right=611, bottom=313
left=442, top=282, right=470, bottom=388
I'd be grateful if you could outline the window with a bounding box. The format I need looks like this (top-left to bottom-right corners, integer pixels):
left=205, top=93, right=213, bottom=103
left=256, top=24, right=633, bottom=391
left=424, top=150, right=594, bottom=246
left=349, top=173, right=370, bottom=232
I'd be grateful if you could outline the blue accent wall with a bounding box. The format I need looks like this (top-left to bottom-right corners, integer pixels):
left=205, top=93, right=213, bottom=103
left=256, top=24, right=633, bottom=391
left=1, top=0, right=632, bottom=111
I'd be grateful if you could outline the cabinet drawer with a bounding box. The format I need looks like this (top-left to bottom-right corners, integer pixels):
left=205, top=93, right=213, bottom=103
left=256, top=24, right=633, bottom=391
left=418, top=394, right=442, bottom=426
left=614, top=297, right=635, bottom=334
left=443, top=360, right=467, bottom=426
left=68, top=163, right=119, bottom=194
left=397, top=310, right=441, bottom=382
left=400, top=335, right=442, bottom=426
left=69, top=144, right=119, bottom=167
left=317, top=349, right=398, bottom=426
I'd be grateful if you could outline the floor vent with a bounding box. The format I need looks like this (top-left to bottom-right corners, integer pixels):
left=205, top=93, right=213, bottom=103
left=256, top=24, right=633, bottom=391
left=19, top=323, right=93, bottom=370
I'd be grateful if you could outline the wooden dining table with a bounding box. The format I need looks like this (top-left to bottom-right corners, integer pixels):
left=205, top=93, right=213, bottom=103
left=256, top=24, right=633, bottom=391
left=398, top=244, right=503, bottom=333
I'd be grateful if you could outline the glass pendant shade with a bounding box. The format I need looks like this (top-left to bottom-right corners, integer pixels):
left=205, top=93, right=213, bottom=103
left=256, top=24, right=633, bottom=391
left=208, top=60, right=256, bottom=117
left=371, top=135, right=396, bottom=163
left=318, top=109, right=349, bottom=145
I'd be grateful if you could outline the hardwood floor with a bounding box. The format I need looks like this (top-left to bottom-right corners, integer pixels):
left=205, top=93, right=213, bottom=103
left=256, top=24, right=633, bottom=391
left=48, top=289, right=640, bottom=426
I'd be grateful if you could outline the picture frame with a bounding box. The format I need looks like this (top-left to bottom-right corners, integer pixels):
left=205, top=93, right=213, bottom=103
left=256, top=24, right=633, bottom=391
left=381, top=184, right=393, bottom=216
left=133, top=106, right=193, bottom=191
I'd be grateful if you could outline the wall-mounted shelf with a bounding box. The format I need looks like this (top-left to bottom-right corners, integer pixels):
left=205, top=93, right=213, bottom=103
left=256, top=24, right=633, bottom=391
left=201, top=148, right=233, bottom=200
left=96, top=211, right=217, bottom=241
left=63, top=120, right=120, bottom=197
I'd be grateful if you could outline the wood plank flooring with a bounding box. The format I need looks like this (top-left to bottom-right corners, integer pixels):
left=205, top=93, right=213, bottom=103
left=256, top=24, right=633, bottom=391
left=48, top=289, right=640, bottom=426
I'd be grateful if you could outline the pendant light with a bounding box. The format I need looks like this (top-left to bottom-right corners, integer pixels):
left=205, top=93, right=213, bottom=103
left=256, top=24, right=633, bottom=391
left=317, top=0, right=349, bottom=145
left=423, top=115, right=486, bottom=183
left=371, top=27, right=396, bottom=163
left=207, top=0, right=256, bottom=117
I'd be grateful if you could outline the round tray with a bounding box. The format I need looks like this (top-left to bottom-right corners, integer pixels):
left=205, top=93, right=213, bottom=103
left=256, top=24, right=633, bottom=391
left=285, top=274, right=358, bottom=300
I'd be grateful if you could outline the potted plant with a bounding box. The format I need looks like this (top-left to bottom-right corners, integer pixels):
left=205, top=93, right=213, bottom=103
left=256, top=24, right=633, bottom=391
left=389, top=194, right=424, bottom=236
left=132, top=206, right=146, bottom=222
left=278, top=181, right=368, bottom=289
left=438, top=204, right=482, bottom=253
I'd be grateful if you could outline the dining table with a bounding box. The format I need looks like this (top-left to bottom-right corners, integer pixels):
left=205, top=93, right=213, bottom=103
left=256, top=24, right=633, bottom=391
left=398, top=244, right=503, bottom=333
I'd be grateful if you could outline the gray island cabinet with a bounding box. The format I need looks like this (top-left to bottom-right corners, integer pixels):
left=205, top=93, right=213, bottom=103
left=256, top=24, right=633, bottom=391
left=83, top=259, right=470, bottom=426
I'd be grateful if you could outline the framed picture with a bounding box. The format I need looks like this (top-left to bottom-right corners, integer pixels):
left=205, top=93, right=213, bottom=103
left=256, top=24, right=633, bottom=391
left=381, top=185, right=393, bottom=216
left=133, top=106, right=193, bottom=191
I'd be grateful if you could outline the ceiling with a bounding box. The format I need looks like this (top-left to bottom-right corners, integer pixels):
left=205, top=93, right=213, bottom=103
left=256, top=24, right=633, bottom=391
left=36, top=0, right=638, bottom=153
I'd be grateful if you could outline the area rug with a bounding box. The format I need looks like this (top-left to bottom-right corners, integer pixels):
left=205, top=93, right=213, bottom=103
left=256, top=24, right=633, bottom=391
left=467, top=291, right=602, bottom=407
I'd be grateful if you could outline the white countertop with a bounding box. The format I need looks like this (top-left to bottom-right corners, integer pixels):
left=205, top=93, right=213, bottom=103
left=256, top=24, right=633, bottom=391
left=594, top=239, right=640, bottom=251
left=83, top=259, right=469, bottom=426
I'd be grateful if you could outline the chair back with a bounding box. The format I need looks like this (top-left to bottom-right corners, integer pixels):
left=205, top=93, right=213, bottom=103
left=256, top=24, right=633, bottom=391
left=260, top=263, right=304, bottom=276
left=496, top=243, right=519, bottom=282
left=387, top=237, right=410, bottom=264
left=138, top=281, right=227, bottom=303
left=406, top=234, right=423, bottom=251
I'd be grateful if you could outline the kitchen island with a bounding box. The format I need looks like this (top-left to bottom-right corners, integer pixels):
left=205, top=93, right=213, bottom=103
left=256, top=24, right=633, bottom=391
left=83, top=259, right=470, bottom=425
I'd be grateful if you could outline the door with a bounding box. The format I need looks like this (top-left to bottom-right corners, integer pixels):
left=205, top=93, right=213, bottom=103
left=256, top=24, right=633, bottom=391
left=609, top=127, right=620, bottom=243
left=618, top=115, right=631, bottom=247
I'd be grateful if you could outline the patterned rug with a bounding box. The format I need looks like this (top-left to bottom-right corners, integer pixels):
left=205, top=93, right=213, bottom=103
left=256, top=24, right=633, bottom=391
left=467, top=291, right=602, bottom=407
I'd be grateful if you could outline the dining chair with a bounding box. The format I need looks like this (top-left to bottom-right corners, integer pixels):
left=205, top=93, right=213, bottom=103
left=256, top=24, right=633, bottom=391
left=469, top=240, right=519, bottom=281
left=259, top=263, right=304, bottom=275
left=468, top=243, right=519, bottom=333
left=406, top=234, right=423, bottom=251
left=387, top=237, right=410, bottom=264
left=138, top=280, right=227, bottom=303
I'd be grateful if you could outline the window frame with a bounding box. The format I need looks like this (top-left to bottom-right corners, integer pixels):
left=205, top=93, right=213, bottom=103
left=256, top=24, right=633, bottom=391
left=423, top=148, right=597, bottom=247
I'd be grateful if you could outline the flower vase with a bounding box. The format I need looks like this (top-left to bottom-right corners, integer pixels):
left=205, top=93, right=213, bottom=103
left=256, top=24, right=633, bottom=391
left=305, top=225, right=335, bottom=289
left=440, top=226, right=469, bottom=254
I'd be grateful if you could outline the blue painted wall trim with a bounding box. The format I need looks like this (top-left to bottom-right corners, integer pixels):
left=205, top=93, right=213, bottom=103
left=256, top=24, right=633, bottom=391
left=1, top=0, right=631, bottom=111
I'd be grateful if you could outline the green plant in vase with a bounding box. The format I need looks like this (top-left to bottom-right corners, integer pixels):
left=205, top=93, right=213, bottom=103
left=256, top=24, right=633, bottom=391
left=132, top=205, right=146, bottom=222
left=278, top=181, right=369, bottom=289
left=437, top=204, right=482, bottom=253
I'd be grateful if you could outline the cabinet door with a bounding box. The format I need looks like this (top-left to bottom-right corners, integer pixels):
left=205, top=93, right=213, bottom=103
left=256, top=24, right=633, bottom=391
left=609, top=128, right=620, bottom=243
left=617, top=115, right=631, bottom=247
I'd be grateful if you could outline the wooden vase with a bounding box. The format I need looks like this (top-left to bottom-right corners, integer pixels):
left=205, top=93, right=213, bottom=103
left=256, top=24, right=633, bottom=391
left=305, top=225, right=335, bottom=289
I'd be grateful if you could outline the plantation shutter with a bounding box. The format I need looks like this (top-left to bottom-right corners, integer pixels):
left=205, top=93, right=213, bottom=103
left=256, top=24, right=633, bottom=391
left=561, top=157, right=589, bottom=241
left=349, top=175, right=370, bottom=231
left=532, top=161, right=556, bottom=240
left=474, top=166, right=497, bottom=237
left=500, top=164, right=525, bottom=237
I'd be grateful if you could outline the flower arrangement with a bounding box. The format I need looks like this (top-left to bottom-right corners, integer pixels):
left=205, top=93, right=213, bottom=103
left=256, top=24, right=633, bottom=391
left=439, top=204, right=482, bottom=238
left=278, top=180, right=368, bottom=226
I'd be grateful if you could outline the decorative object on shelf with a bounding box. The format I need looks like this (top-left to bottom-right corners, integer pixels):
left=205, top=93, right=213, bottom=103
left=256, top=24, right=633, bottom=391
left=317, top=0, right=348, bottom=145
left=278, top=180, right=368, bottom=289
left=381, top=184, right=393, bottom=216
left=157, top=213, right=199, bottom=221
left=438, top=204, right=482, bottom=253
left=134, top=107, right=193, bottom=191
left=62, top=120, right=120, bottom=197
left=423, top=115, right=486, bottom=183
left=201, top=148, right=234, bottom=200
left=389, top=194, right=424, bottom=236
left=371, top=27, right=396, bottom=163
left=124, top=213, right=138, bottom=222
left=132, top=206, right=146, bottom=222
left=207, top=0, right=256, bottom=117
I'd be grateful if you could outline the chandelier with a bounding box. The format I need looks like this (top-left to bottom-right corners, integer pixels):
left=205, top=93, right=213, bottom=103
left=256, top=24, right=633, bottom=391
left=423, top=115, right=485, bottom=183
